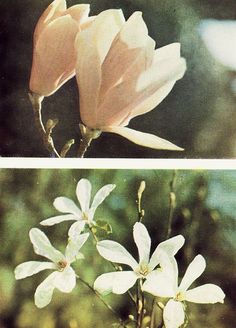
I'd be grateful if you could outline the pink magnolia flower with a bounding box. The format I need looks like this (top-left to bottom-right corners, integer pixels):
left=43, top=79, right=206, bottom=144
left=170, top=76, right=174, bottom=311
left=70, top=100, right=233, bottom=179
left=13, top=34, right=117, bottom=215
left=30, top=0, right=91, bottom=97
left=76, top=10, right=186, bottom=151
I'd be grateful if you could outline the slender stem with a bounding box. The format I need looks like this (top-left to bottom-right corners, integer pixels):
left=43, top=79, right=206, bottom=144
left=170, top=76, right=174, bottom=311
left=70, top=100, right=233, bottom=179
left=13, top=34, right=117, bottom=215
left=136, top=279, right=145, bottom=328
left=150, top=298, right=156, bottom=328
left=77, top=136, right=93, bottom=158
left=29, top=92, right=60, bottom=157
left=89, top=224, right=99, bottom=242
left=76, top=275, right=127, bottom=327
left=166, top=170, right=177, bottom=239
left=150, top=299, right=165, bottom=328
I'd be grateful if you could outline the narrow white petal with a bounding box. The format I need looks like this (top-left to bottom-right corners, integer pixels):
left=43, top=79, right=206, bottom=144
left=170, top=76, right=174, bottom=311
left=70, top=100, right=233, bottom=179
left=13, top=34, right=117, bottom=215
left=53, top=267, right=76, bottom=293
left=179, top=255, right=206, bottom=292
left=142, top=269, right=175, bottom=297
left=68, top=221, right=86, bottom=241
left=89, top=184, right=116, bottom=219
left=103, top=126, right=183, bottom=151
left=94, top=271, right=138, bottom=295
left=29, top=228, right=64, bottom=263
left=185, top=284, right=225, bottom=304
left=15, top=261, right=56, bottom=279
left=163, top=300, right=185, bottom=328
left=40, top=214, right=78, bottom=226
left=76, top=178, right=92, bottom=213
left=133, top=222, right=151, bottom=264
left=53, top=197, right=81, bottom=216
left=66, top=232, right=89, bottom=263
left=149, top=235, right=185, bottom=271
left=34, top=272, right=57, bottom=308
left=96, top=240, right=138, bottom=270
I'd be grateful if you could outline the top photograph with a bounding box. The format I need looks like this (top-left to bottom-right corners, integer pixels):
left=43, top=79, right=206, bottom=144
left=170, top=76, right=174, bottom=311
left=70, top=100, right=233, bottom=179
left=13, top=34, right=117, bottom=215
left=1, top=0, right=236, bottom=158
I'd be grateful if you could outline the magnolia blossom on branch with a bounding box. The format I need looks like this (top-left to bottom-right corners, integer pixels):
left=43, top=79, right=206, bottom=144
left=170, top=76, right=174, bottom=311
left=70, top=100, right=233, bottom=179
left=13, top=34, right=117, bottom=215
left=143, top=254, right=225, bottom=328
left=30, top=0, right=91, bottom=97
left=76, top=9, right=186, bottom=151
left=94, top=222, right=184, bottom=295
left=40, top=178, right=115, bottom=239
left=14, top=228, right=89, bottom=308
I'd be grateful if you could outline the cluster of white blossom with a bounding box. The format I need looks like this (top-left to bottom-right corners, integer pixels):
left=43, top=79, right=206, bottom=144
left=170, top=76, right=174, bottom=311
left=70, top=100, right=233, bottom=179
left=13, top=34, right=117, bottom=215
left=15, top=179, right=225, bottom=328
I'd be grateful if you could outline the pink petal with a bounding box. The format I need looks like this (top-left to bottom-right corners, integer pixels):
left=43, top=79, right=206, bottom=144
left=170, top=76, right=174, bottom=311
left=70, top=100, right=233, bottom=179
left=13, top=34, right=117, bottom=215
left=99, top=12, right=154, bottom=99
left=30, top=15, right=79, bottom=96
left=76, top=9, right=125, bottom=128
left=34, top=0, right=67, bottom=44
left=102, top=126, right=183, bottom=151
left=94, top=56, right=186, bottom=127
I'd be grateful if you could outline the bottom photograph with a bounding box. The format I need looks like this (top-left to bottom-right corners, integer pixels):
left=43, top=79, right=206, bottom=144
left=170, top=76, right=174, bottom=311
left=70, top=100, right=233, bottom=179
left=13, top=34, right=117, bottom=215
left=0, top=169, right=235, bottom=328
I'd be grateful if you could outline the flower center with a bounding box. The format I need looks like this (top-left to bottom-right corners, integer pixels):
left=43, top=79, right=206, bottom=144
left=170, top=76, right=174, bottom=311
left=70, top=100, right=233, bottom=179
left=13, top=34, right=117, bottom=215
left=136, top=263, right=150, bottom=277
left=82, top=212, right=89, bottom=221
left=175, top=291, right=185, bottom=302
left=57, top=260, right=68, bottom=271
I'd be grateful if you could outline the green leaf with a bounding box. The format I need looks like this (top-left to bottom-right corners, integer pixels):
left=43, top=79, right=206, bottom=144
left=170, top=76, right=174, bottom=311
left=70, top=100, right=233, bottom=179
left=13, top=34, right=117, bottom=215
left=92, top=220, right=112, bottom=238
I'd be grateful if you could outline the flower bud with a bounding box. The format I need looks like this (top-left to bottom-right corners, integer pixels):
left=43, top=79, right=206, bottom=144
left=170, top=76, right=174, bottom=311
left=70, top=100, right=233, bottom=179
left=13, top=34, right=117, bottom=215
left=30, top=0, right=91, bottom=96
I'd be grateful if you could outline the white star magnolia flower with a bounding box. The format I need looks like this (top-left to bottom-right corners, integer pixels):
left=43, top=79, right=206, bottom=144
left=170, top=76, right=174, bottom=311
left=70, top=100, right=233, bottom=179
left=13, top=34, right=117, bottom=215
left=94, top=222, right=185, bottom=295
left=40, top=178, right=115, bottom=240
left=14, top=228, right=89, bottom=308
left=142, top=254, right=225, bottom=328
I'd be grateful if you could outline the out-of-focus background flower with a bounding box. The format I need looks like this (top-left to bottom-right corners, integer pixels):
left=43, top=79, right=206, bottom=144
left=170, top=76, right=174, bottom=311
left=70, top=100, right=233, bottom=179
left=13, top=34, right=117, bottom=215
left=1, top=0, right=236, bottom=158
left=0, top=169, right=235, bottom=327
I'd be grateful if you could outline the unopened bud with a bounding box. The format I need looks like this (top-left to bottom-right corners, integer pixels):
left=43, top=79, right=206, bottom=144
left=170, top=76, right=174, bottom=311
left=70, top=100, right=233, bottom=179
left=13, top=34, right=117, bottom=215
left=138, top=181, right=146, bottom=199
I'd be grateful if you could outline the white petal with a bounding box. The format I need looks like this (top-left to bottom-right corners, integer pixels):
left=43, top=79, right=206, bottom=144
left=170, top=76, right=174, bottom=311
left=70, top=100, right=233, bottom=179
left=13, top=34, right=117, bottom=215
left=29, top=228, right=64, bottom=263
left=76, top=178, right=91, bottom=213
left=68, top=221, right=86, bottom=241
left=163, top=300, right=185, bottom=328
left=15, top=261, right=56, bottom=279
left=149, top=235, right=185, bottom=271
left=159, top=254, right=179, bottom=292
left=53, top=266, right=76, bottom=293
left=89, top=184, right=116, bottom=219
left=66, top=232, right=89, bottom=263
left=53, top=197, right=81, bottom=216
left=185, top=284, right=225, bottom=304
left=94, top=271, right=138, bottom=295
left=142, top=269, right=175, bottom=298
left=96, top=240, right=138, bottom=270
left=40, top=214, right=78, bottom=226
left=103, top=126, right=183, bottom=151
left=34, top=272, right=57, bottom=308
left=179, top=255, right=206, bottom=292
left=133, top=222, right=151, bottom=264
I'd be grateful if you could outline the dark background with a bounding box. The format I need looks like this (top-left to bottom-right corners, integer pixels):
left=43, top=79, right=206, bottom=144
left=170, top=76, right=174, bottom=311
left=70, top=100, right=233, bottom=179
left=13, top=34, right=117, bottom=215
left=1, top=0, right=236, bottom=158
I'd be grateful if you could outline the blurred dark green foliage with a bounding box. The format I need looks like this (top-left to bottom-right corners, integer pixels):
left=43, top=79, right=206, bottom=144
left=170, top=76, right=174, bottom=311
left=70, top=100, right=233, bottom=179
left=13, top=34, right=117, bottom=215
left=0, top=169, right=235, bottom=327
left=1, top=0, right=236, bottom=157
